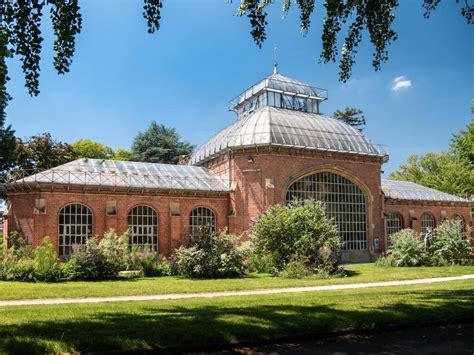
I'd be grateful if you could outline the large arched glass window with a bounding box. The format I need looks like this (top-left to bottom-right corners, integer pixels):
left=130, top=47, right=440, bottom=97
left=286, top=171, right=368, bottom=251
left=189, top=207, right=216, bottom=235
left=386, top=212, right=403, bottom=236
left=128, top=205, right=158, bottom=251
left=452, top=214, right=465, bottom=235
left=59, top=203, right=93, bottom=258
left=420, top=213, right=435, bottom=235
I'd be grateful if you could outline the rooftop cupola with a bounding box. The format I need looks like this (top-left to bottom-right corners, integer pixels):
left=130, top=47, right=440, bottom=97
left=229, top=72, right=328, bottom=118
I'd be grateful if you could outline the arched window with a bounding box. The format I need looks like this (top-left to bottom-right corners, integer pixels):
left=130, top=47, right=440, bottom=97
left=128, top=205, right=158, bottom=251
left=189, top=207, right=216, bottom=235
left=58, top=203, right=93, bottom=258
left=452, top=214, right=465, bottom=235
left=420, top=213, right=435, bottom=235
left=386, top=212, right=403, bottom=236
left=286, top=171, right=368, bottom=251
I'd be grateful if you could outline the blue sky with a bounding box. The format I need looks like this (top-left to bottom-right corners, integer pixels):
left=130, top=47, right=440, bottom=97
left=5, top=0, right=473, bottom=175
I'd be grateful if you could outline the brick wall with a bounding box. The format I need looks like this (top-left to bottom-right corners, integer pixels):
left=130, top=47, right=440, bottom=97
left=206, top=147, right=385, bottom=261
left=5, top=191, right=229, bottom=256
left=385, top=199, right=473, bottom=246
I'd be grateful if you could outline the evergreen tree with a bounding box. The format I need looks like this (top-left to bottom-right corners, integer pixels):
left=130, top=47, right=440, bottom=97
left=333, top=107, right=366, bottom=131
left=130, top=121, right=194, bottom=164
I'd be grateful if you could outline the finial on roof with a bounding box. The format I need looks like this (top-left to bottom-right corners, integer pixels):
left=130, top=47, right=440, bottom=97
left=273, top=44, right=278, bottom=74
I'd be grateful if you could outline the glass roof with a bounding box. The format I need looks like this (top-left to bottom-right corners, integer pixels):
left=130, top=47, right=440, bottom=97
left=190, top=106, right=388, bottom=164
left=12, top=159, right=230, bottom=192
left=229, top=73, right=328, bottom=112
left=382, top=179, right=470, bottom=203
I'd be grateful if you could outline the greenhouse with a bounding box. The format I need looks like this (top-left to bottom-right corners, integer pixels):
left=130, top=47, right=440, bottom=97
left=2, top=71, right=471, bottom=261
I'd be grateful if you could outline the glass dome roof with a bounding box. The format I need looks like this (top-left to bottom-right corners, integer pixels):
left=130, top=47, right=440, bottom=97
left=190, top=105, right=389, bottom=164
left=192, top=72, right=388, bottom=164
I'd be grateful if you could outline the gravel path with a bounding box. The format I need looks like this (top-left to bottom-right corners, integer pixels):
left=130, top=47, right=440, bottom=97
left=1, top=274, right=473, bottom=307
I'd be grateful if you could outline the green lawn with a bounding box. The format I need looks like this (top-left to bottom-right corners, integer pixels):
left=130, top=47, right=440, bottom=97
left=0, top=279, right=472, bottom=354
left=1, top=264, right=473, bottom=300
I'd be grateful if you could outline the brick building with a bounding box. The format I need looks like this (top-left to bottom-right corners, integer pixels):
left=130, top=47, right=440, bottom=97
left=2, top=72, right=472, bottom=262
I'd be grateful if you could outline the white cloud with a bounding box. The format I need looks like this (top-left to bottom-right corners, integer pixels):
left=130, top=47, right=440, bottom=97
left=391, top=76, right=412, bottom=91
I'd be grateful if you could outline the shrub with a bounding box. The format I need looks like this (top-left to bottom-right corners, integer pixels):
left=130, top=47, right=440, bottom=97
left=379, top=221, right=473, bottom=268
left=172, top=228, right=246, bottom=278
left=65, top=230, right=130, bottom=281
left=7, top=230, right=28, bottom=249
left=0, top=232, right=35, bottom=281
left=280, top=259, right=313, bottom=278
left=251, top=200, right=343, bottom=275
left=33, top=237, right=61, bottom=282
left=429, top=220, right=472, bottom=266
left=0, top=251, right=35, bottom=281
left=137, top=252, right=171, bottom=277
left=61, top=258, right=86, bottom=281
left=246, top=251, right=275, bottom=274
left=98, top=229, right=129, bottom=277
left=385, top=229, right=426, bottom=267
left=63, top=238, right=101, bottom=281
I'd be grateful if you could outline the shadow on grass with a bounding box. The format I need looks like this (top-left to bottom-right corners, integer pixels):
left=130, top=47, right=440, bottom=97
left=1, top=287, right=471, bottom=354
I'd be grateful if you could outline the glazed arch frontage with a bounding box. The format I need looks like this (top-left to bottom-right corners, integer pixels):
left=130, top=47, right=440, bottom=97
left=286, top=171, right=368, bottom=251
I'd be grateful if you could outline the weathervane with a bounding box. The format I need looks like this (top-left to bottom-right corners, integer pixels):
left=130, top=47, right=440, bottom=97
left=273, top=44, right=278, bottom=74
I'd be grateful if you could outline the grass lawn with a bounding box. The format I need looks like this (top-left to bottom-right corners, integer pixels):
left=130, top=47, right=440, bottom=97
left=0, top=264, right=473, bottom=301
left=0, top=279, right=472, bottom=353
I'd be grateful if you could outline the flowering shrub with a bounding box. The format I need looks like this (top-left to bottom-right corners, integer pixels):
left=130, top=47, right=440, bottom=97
left=172, top=228, right=246, bottom=278
left=63, top=230, right=129, bottom=281
left=33, top=237, right=62, bottom=282
left=378, top=220, right=472, bottom=267
left=129, top=250, right=171, bottom=277
left=0, top=230, right=150, bottom=282
left=0, top=234, right=61, bottom=281
left=251, top=200, right=344, bottom=276
left=429, top=220, right=472, bottom=266
left=386, top=229, right=427, bottom=267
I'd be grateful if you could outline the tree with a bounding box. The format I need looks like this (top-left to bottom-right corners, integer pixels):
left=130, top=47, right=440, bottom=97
left=15, top=133, right=77, bottom=172
left=1, top=1, right=472, bottom=121
left=333, top=107, right=366, bottom=131
left=130, top=121, right=194, bottom=164
left=0, top=27, right=16, bottom=180
left=112, top=148, right=132, bottom=161
left=389, top=152, right=473, bottom=198
left=450, top=120, right=474, bottom=164
left=71, top=139, right=114, bottom=160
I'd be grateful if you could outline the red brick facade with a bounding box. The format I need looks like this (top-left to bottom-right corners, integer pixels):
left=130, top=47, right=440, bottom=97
left=4, top=191, right=229, bottom=256
left=384, top=199, right=473, bottom=244
left=3, top=145, right=472, bottom=261
left=3, top=147, right=472, bottom=261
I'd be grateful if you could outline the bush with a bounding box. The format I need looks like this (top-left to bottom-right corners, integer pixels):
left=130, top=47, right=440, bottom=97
left=33, top=237, right=61, bottom=282
left=246, top=251, right=275, bottom=274
left=378, top=221, right=473, bottom=268
left=64, top=230, right=129, bottom=281
left=98, top=229, right=129, bottom=277
left=7, top=230, right=28, bottom=249
left=172, top=228, right=246, bottom=278
left=279, top=259, right=313, bottom=278
left=0, top=232, right=35, bottom=281
left=1, top=252, right=35, bottom=281
left=132, top=251, right=171, bottom=277
left=429, top=220, right=472, bottom=266
left=384, top=229, right=426, bottom=267
left=251, top=200, right=343, bottom=275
